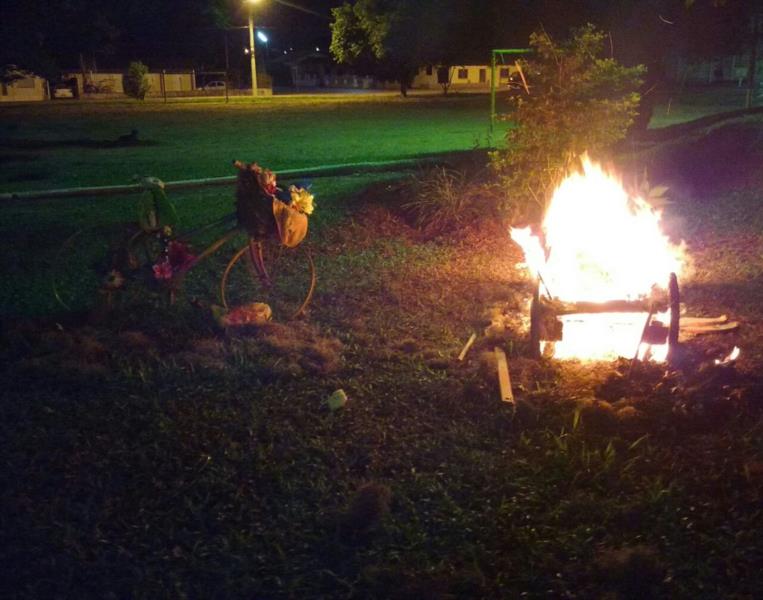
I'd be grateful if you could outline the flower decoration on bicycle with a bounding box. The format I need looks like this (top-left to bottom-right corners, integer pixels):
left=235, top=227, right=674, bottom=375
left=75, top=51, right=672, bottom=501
left=152, top=240, right=196, bottom=281
left=233, top=161, right=313, bottom=248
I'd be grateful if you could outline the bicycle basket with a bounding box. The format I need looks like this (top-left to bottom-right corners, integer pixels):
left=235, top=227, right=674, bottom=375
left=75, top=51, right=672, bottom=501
left=272, top=198, right=308, bottom=248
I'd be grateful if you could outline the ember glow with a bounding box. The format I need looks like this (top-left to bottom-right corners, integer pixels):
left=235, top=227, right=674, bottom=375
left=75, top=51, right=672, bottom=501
left=512, top=157, right=686, bottom=361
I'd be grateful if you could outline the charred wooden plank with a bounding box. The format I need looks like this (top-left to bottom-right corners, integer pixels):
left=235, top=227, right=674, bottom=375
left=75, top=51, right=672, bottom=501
left=681, top=315, right=728, bottom=327
left=529, top=282, right=541, bottom=359
left=681, top=321, right=740, bottom=334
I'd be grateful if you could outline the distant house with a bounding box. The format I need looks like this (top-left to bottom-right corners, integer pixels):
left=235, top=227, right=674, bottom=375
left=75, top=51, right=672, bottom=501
left=0, top=74, right=47, bottom=102
left=412, top=64, right=519, bottom=90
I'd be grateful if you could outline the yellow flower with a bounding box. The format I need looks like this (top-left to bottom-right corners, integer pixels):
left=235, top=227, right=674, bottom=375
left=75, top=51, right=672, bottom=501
left=289, top=185, right=315, bottom=215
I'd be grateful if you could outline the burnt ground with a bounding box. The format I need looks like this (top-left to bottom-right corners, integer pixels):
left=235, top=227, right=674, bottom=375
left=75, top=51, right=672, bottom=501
left=1, top=113, right=762, bottom=599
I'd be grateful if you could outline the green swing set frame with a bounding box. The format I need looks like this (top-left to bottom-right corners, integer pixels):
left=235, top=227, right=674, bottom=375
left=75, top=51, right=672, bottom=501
left=489, top=48, right=532, bottom=133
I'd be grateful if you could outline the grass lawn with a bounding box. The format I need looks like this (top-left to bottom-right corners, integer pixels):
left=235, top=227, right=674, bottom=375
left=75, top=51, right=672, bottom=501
left=2, top=85, right=756, bottom=193
left=0, top=94, right=500, bottom=193
left=1, top=92, right=763, bottom=599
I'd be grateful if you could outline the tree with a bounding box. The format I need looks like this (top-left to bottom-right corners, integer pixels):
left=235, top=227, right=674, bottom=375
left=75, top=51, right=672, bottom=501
left=490, top=24, right=645, bottom=222
left=511, top=1, right=761, bottom=126
left=330, top=0, right=446, bottom=96
left=329, top=0, right=527, bottom=96
left=0, top=64, right=31, bottom=86
left=595, top=0, right=762, bottom=114
left=124, top=61, right=150, bottom=100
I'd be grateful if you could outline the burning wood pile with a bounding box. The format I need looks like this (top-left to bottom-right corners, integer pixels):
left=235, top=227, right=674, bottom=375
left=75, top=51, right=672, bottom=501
left=510, top=157, right=738, bottom=364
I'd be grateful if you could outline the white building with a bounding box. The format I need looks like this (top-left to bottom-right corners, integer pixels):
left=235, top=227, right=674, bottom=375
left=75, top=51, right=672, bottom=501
left=412, top=64, right=519, bottom=90
left=63, top=70, right=198, bottom=96
left=0, top=75, right=47, bottom=102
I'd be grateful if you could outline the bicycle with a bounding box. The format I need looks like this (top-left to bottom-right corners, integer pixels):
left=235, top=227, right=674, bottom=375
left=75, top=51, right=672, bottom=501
left=52, top=162, right=316, bottom=320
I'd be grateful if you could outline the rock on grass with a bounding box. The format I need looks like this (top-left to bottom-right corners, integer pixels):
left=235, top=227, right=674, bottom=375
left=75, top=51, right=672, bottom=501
left=338, top=482, right=392, bottom=539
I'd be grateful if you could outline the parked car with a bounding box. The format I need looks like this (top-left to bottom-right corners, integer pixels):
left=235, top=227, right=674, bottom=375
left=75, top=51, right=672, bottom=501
left=203, top=80, right=227, bottom=92
left=52, top=77, right=78, bottom=99
left=52, top=86, right=74, bottom=99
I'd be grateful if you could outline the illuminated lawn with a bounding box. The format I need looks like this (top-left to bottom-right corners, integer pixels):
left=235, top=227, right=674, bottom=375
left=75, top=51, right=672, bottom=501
left=0, top=94, right=501, bottom=192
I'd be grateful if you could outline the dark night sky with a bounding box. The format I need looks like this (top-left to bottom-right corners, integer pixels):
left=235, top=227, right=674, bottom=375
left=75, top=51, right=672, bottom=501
left=238, top=0, right=336, bottom=52
left=0, top=0, right=341, bottom=72
left=1, top=1, right=759, bottom=75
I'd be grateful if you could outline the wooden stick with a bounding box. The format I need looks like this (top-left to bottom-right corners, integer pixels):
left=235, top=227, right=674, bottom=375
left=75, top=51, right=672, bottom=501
left=537, top=270, right=553, bottom=301
left=494, top=347, right=515, bottom=404
left=458, top=333, right=477, bottom=361
left=515, top=60, right=530, bottom=94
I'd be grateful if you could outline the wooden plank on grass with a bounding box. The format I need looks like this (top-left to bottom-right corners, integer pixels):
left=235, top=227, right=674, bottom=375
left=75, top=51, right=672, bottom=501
left=680, top=315, right=728, bottom=326
left=681, top=321, right=739, bottom=334
left=494, top=347, right=514, bottom=404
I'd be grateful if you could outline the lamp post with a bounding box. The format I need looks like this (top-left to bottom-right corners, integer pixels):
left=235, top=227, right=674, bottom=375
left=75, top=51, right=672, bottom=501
left=246, top=0, right=260, bottom=97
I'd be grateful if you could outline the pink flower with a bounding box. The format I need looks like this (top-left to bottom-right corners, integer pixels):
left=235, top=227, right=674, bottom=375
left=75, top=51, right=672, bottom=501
left=153, top=260, right=173, bottom=280
left=153, top=240, right=196, bottom=282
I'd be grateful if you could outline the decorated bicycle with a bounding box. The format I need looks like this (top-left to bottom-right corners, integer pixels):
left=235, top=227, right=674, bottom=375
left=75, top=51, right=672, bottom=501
left=52, top=161, right=316, bottom=322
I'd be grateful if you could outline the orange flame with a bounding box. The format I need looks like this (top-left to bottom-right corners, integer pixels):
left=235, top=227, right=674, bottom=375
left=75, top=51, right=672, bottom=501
left=511, top=157, right=685, bottom=361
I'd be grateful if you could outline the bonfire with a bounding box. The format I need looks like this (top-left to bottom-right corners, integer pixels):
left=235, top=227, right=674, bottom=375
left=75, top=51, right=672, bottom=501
left=511, top=156, right=686, bottom=362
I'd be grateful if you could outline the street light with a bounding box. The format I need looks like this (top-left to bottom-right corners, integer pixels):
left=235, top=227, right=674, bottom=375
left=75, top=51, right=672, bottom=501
left=257, top=30, right=270, bottom=62
left=245, top=0, right=262, bottom=97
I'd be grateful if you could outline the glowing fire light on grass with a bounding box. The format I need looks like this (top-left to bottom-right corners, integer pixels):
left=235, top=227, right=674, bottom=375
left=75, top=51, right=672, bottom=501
left=512, top=157, right=686, bottom=361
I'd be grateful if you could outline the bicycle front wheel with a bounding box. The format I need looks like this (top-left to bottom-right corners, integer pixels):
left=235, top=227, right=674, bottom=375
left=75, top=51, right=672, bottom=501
left=220, top=237, right=315, bottom=320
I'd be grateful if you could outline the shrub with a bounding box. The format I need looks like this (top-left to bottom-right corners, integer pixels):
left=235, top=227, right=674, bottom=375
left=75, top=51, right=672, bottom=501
left=490, top=24, right=645, bottom=223
left=124, top=61, right=150, bottom=100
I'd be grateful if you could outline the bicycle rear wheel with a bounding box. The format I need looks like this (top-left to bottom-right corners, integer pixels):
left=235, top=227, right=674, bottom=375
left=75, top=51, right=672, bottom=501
left=52, top=225, right=162, bottom=311
left=220, top=237, right=315, bottom=320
